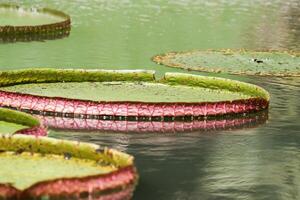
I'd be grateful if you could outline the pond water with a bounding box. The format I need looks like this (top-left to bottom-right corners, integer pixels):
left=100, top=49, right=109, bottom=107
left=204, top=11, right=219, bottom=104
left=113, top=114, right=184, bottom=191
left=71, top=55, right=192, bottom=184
left=0, top=0, right=299, bottom=199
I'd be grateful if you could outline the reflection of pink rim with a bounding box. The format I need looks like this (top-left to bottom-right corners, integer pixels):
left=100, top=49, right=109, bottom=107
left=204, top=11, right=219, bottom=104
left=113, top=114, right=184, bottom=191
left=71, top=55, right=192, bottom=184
left=0, top=69, right=270, bottom=118
left=0, top=135, right=138, bottom=199
left=39, top=111, right=268, bottom=133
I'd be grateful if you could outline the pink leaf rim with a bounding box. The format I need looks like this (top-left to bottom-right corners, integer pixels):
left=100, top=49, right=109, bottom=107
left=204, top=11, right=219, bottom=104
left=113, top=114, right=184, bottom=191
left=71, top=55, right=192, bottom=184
left=0, top=69, right=270, bottom=118
left=14, top=126, right=47, bottom=137
left=0, top=183, right=134, bottom=200
left=0, top=167, right=137, bottom=200
left=0, top=135, right=138, bottom=199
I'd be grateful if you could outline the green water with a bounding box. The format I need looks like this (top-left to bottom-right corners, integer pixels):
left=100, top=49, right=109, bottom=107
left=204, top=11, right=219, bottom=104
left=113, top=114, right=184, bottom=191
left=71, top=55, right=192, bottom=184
left=0, top=8, right=64, bottom=26
left=0, top=152, right=114, bottom=190
left=0, top=0, right=299, bottom=71
left=1, top=81, right=251, bottom=102
left=0, top=0, right=300, bottom=199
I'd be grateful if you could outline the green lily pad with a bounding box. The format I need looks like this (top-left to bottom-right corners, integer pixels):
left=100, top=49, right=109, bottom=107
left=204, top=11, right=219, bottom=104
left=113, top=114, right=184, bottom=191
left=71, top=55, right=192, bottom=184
left=0, top=121, right=27, bottom=134
left=153, top=49, right=300, bottom=77
left=0, top=152, right=112, bottom=190
left=0, top=135, right=137, bottom=199
left=0, top=69, right=269, bottom=118
left=0, top=4, right=71, bottom=42
left=0, top=108, right=44, bottom=135
left=2, top=81, right=252, bottom=103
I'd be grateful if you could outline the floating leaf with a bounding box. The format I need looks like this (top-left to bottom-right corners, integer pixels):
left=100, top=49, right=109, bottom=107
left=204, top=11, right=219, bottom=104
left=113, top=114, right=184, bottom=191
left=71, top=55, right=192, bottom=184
left=0, top=68, right=269, bottom=118
left=0, top=135, right=138, bottom=199
left=0, top=4, right=71, bottom=42
left=153, top=49, right=300, bottom=77
left=0, top=108, right=47, bottom=136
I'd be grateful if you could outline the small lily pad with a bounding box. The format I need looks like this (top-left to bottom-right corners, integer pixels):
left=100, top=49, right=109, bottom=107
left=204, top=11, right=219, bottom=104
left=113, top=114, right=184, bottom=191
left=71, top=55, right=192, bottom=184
left=0, top=135, right=138, bottom=199
left=0, top=68, right=269, bottom=118
left=0, top=4, right=71, bottom=42
left=153, top=49, right=300, bottom=77
left=0, top=107, right=47, bottom=136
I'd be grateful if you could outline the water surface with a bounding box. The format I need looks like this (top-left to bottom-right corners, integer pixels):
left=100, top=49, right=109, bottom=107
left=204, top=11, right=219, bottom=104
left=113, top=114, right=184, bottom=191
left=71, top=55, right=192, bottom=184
left=0, top=0, right=300, bottom=199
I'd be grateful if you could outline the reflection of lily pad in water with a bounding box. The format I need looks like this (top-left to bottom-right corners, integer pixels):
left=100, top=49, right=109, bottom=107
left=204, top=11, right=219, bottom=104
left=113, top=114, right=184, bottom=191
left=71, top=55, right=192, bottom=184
left=0, top=4, right=71, bottom=42
left=153, top=49, right=300, bottom=77
left=0, top=135, right=138, bottom=199
left=41, top=110, right=268, bottom=134
left=0, top=68, right=269, bottom=118
left=0, top=108, right=47, bottom=136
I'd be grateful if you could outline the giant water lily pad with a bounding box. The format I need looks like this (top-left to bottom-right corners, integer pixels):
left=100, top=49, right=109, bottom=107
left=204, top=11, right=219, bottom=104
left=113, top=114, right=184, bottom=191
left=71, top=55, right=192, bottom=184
left=0, top=68, right=269, bottom=118
left=153, top=49, right=300, bottom=77
left=0, top=4, right=71, bottom=42
left=0, top=135, right=137, bottom=199
left=0, top=107, right=47, bottom=136
left=3, top=81, right=253, bottom=103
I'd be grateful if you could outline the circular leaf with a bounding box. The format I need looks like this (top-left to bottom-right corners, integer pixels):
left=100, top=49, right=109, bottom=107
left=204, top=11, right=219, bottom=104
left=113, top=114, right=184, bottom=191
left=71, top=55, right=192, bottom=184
left=0, top=68, right=270, bottom=118
left=0, top=135, right=137, bottom=199
left=0, top=4, right=71, bottom=42
left=153, top=49, right=300, bottom=77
